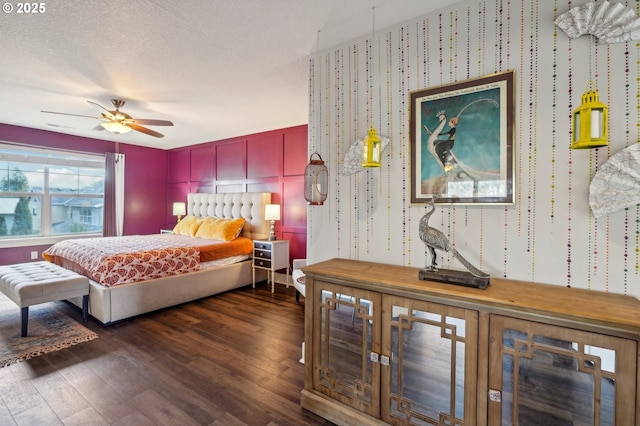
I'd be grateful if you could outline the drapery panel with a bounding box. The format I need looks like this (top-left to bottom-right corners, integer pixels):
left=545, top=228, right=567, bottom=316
left=103, top=152, right=125, bottom=237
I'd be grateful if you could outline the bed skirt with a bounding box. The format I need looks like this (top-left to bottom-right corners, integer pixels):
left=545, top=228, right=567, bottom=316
left=67, top=260, right=267, bottom=325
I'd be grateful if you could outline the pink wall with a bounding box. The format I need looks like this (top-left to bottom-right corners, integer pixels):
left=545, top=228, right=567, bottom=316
left=167, top=125, right=308, bottom=263
left=0, top=123, right=309, bottom=267
left=0, top=123, right=167, bottom=264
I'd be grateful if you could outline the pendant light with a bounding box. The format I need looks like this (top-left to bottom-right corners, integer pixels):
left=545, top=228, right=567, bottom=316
left=362, top=128, right=382, bottom=167
left=571, top=35, right=608, bottom=150
left=304, top=153, right=328, bottom=205
left=362, top=6, right=381, bottom=168
left=572, top=80, right=608, bottom=149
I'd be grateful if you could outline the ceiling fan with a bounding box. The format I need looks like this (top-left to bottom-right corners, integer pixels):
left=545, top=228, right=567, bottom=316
left=42, top=99, right=174, bottom=138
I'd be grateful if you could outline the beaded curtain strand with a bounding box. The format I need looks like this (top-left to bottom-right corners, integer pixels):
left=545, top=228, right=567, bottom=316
left=324, top=51, right=331, bottom=214
left=506, top=0, right=513, bottom=277
left=526, top=0, right=539, bottom=279
left=621, top=37, right=631, bottom=294
left=386, top=31, right=394, bottom=252
left=477, top=3, right=487, bottom=268
left=636, top=3, right=640, bottom=282
left=636, top=2, right=640, bottom=283
left=495, top=0, right=509, bottom=277
left=520, top=0, right=527, bottom=239
left=308, top=55, right=317, bottom=246
left=400, top=25, right=410, bottom=265
left=551, top=0, right=559, bottom=223
left=585, top=50, right=596, bottom=289
left=605, top=43, right=610, bottom=292
left=352, top=45, right=360, bottom=259
left=419, top=20, right=428, bottom=267
left=586, top=38, right=602, bottom=291
left=463, top=7, right=470, bottom=232
left=335, top=49, right=344, bottom=258
left=566, top=0, right=574, bottom=287
left=365, top=29, right=372, bottom=254
left=478, top=2, right=487, bottom=267
left=449, top=10, right=458, bottom=269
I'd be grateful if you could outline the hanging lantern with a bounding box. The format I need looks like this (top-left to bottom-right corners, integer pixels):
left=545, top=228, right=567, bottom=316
left=572, top=82, right=608, bottom=149
left=362, top=128, right=382, bottom=167
left=304, top=153, right=328, bottom=205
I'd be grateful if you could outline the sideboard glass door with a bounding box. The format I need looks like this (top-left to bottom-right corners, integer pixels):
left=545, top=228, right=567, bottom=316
left=489, top=315, right=637, bottom=425
left=381, top=295, right=478, bottom=425
left=312, top=280, right=381, bottom=418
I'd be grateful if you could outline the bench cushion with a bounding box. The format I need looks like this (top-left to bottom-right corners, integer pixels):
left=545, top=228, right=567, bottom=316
left=0, top=262, right=89, bottom=308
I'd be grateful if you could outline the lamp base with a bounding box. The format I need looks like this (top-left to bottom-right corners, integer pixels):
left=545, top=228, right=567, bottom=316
left=268, top=220, right=277, bottom=241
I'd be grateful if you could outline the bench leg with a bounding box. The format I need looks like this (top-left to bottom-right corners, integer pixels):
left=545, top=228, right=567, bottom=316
left=21, top=306, right=29, bottom=337
left=82, top=295, right=89, bottom=323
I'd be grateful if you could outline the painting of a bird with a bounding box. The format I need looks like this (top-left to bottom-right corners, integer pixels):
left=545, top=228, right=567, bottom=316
left=419, top=194, right=489, bottom=279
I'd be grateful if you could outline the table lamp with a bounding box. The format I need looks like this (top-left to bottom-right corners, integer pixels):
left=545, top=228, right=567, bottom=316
left=172, top=202, right=186, bottom=223
left=264, top=204, right=281, bottom=241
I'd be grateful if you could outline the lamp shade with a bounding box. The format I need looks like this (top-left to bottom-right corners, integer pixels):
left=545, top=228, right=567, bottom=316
left=304, top=153, right=328, bottom=205
left=172, top=202, right=186, bottom=216
left=101, top=121, right=133, bottom=134
left=264, top=204, right=281, bottom=221
left=572, top=85, right=608, bottom=149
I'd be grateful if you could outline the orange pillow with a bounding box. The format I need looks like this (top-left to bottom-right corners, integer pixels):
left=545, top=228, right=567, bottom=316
left=195, top=217, right=246, bottom=241
left=172, top=215, right=203, bottom=237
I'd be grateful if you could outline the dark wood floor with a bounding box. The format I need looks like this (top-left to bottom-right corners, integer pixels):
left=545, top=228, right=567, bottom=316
left=0, top=283, right=334, bottom=426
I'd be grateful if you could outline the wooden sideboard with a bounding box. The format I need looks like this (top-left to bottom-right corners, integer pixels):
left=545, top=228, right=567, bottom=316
left=300, top=258, right=640, bottom=426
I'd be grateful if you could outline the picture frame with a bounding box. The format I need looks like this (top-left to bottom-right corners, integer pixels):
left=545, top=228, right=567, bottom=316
left=410, top=70, right=515, bottom=205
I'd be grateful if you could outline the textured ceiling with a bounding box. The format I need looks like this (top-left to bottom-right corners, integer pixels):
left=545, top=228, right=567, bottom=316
left=0, top=0, right=461, bottom=149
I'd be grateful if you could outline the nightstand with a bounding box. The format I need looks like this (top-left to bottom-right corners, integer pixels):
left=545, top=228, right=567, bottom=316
left=252, top=240, right=290, bottom=293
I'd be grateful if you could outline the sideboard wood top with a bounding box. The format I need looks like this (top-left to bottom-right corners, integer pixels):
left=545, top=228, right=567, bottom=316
left=302, top=258, right=640, bottom=334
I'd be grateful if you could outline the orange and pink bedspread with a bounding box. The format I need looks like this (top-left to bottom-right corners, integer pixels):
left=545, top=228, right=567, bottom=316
left=43, top=235, right=201, bottom=287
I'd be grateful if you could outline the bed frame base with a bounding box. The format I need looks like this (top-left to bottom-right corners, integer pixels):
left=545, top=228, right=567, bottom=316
left=68, top=260, right=267, bottom=325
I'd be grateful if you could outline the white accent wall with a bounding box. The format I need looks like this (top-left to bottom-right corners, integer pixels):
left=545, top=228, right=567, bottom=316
left=307, top=0, right=640, bottom=297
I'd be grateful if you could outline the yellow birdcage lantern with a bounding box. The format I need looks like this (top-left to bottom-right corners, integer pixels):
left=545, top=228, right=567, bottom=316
left=572, top=82, right=608, bottom=149
left=362, top=128, right=382, bottom=167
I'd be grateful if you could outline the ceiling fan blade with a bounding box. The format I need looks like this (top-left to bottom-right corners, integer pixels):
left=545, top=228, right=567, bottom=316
left=88, top=100, right=115, bottom=120
left=128, top=123, right=165, bottom=138
left=92, top=125, right=105, bottom=131
left=41, top=110, right=100, bottom=119
left=132, top=118, right=174, bottom=126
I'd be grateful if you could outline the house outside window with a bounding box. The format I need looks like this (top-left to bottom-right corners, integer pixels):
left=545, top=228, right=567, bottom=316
left=0, top=144, right=105, bottom=241
left=78, top=208, right=92, bottom=225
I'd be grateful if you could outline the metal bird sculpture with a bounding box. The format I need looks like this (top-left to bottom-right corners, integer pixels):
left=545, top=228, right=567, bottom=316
left=418, top=194, right=489, bottom=279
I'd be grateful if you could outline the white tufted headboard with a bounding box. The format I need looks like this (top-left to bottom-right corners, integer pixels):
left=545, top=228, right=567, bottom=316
left=187, top=192, right=271, bottom=240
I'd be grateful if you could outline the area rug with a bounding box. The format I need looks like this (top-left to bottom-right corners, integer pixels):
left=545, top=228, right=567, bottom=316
left=0, top=293, right=98, bottom=367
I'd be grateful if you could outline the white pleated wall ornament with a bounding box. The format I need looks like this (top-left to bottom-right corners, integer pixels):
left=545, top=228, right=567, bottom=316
left=342, top=135, right=390, bottom=175
left=555, top=1, right=640, bottom=44
left=589, top=144, right=640, bottom=218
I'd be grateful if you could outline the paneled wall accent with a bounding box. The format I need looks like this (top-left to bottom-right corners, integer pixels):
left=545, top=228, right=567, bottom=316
left=167, top=125, right=308, bottom=264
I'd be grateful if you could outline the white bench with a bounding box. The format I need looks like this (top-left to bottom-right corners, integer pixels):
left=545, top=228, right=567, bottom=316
left=0, top=262, right=90, bottom=337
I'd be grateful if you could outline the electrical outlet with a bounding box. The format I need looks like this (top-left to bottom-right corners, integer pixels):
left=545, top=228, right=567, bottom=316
left=31, top=251, right=38, bottom=260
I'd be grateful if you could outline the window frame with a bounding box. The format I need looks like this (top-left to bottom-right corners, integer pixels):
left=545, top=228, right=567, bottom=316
left=0, top=143, right=105, bottom=248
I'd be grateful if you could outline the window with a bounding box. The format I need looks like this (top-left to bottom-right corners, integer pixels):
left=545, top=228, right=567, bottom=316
left=0, top=144, right=105, bottom=241
left=79, top=208, right=92, bottom=224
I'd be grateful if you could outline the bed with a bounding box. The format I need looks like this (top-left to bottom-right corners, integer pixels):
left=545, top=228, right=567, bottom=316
left=45, top=192, right=271, bottom=325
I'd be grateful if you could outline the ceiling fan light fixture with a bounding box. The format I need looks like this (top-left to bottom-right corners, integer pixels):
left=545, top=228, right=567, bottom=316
left=101, top=121, right=132, bottom=134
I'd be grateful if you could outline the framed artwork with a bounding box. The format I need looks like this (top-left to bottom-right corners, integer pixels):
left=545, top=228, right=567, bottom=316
left=410, top=70, right=515, bottom=204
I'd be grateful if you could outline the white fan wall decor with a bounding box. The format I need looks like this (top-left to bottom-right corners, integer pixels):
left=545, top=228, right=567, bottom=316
left=555, top=1, right=640, bottom=44
left=342, top=134, right=390, bottom=175
left=589, top=144, right=640, bottom=218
